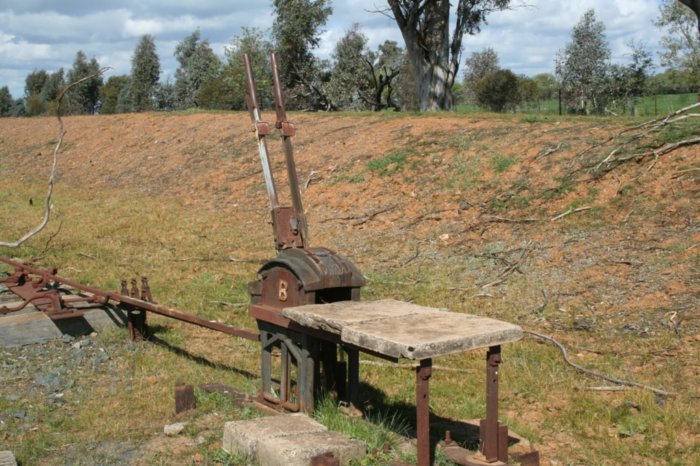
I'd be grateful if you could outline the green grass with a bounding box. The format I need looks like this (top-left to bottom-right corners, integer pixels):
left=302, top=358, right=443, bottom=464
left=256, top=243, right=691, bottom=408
left=455, top=93, right=696, bottom=117
left=314, top=396, right=410, bottom=463
left=489, top=153, right=518, bottom=173
left=367, top=148, right=417, bottom=176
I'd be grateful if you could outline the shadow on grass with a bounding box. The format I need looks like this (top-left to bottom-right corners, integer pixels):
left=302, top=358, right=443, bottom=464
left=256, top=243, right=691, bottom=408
left=146, top=324, right=258, bottom=381
left=357, top=381, right=481, bottom=451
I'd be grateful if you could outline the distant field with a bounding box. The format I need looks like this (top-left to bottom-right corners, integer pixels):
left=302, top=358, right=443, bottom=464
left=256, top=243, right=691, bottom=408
left=456, top=92, right=697, bottom=117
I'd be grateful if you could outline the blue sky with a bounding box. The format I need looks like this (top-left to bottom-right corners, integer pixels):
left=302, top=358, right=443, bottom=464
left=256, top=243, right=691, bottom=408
left=0, top=0, right=668, bottom=99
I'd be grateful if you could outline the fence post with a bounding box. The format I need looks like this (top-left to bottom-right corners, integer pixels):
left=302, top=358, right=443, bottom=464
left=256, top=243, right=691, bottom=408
left=558, top=88, right=562, bottom=116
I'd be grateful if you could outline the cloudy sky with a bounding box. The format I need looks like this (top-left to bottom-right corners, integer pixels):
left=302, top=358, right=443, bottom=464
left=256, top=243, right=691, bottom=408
left=0, top=0, right=668, bottom=99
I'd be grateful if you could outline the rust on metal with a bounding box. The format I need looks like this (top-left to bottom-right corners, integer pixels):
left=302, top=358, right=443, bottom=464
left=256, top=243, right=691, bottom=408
left=174, top=383, right=196, bottom=414
left=416, top=358, right=433, bottom=466
left=0, top=257, right=259, bottom=342
left=481, top=345, right=508, bottom=463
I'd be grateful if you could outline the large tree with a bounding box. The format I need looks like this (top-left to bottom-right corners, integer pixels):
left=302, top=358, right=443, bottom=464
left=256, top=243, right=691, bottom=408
left=130, top=35, right=161, bottom=112
left=0, top=86, right=12, bottom=116
left=222, top=27, right=274, bottom=111
left=462, top=47, right=500, bottom=103
left=679, top=0, right=700, bottom=33
left=475, top=69, right=518, bottom=112
left=363, top=40, right=406, bottom=111
left=100, top=75, right=130, bottom=114
left=24, top=69, right=48, bottom=115
left=555, top=9, right=610, bottom=114
left=66, top=51, right=103, bottom=114
left=272, top=0, right=332, bottom=109
left=327, top=24, right=372, bottom=110
left=387, top=0, right=510, bottom=111
left=173, top=30, right=221, bottom=109
left=655, top=0, right=700, bottom=91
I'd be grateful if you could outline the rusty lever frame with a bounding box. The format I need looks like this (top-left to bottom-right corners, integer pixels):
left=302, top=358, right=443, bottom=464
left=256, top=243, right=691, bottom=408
left=244, top=52, right=308, bottom=250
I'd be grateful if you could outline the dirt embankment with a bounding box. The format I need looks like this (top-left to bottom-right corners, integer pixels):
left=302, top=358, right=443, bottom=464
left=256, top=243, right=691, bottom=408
left=1, top=111, right=697, bottom=319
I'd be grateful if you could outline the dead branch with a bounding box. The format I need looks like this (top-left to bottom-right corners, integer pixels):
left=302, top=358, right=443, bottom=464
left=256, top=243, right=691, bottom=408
left=481, top=214, right=540, bottom=224
left=577, top=385, right=629, bottom=392
left=476, top=242, right=533, bottom=288
left=170, top=256, right=266, bottom=264
left=497, top=242, right=531, bottom=278
left=322, top=204, right=397, bottom=226
left=551, top=206, right=591, bottom=221
left=569, top=103, right=700, bottom=177
left=536, top=142, right=563, bottom=160
left=0, top=67, right=110, bottom=249
left=647, top=136, right=700, bottom=171
left=210, top=301, right=248, bottom=307
left=304, top=169, right=319, bottom=189
left=32, top=220, right=63, bottom=260
left=524, top=329, right=677, bottom=397
left=671, top=167, right=700, bottom=179
left=402, top=208, right=454, bottom=229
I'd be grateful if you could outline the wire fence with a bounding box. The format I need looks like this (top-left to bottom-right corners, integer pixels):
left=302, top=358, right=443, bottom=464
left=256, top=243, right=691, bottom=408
left=456, top=93, right=698, bottom=117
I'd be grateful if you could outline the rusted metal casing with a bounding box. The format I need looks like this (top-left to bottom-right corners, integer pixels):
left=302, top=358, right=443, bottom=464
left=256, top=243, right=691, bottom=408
left=249, top=247, right=364, bottom=325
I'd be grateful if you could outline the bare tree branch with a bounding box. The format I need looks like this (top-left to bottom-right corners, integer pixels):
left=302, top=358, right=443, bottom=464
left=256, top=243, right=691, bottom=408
left=525, top=329, right=677, bottom=397
left=0, top=67, right=110, bottom=249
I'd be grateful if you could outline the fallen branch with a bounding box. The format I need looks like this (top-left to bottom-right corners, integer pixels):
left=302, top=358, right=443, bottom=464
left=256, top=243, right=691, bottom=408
left=571, top=102, right=700, bottom=177
left=481, top=214, right=540, bottom=224
left=323, top=204, right=397, bottom=226
left=536, top=142, right=563, bottom=160
left=551, top=206, right=591, bottom=221
left=671, top=167, right=700, bottom=179
left=647, top=136, right=700, bottom=171
left=304, top=169, right=319, bottom=189
left=0, top=67, right=110, bottom=249
left=524, top=329, right=677, bottom=397
left=577, top=385, right=629, bottom=392
left=32, top=220, right=63, bottom=260
left=210, top=301, right=248, bottom=307
left=476, top=241, right=533, bottom=288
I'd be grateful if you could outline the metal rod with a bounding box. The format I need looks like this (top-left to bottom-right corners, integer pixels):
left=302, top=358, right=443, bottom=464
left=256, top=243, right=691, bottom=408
left=244, top=53, right=279, bottom=209
left=0, top=257, right=260, bottom=341
left=270, top=52, right=308, bottom=246
left=416, top=358, right=433, bottom=466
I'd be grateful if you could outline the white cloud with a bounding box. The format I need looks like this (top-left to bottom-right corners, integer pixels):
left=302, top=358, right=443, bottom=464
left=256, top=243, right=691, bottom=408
left=123, top=17, right=166, bottom=37
left=0, top=33, right=54, bottom=62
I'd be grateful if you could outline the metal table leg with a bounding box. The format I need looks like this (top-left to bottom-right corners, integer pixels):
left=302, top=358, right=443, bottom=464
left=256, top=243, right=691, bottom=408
left=416, top=358, right=433, bottom=466
left=481, top=345, right=509, bottom=463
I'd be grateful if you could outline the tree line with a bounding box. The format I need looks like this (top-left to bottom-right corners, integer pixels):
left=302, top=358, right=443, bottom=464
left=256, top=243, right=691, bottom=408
left=462, top=3, right=699, bottom=115
left=0, top=0, right=697, bottom=117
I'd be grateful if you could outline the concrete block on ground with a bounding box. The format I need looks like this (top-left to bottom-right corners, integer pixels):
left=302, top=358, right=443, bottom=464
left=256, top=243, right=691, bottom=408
left=222, top=413, right=327, bottom=458
left=0, top=305, right=127, bottom=347
left=0, top=310, right=62, bottom=347
left=257, top=430, right=366, bottom=466
left=0, top=451, right=17, bottom=466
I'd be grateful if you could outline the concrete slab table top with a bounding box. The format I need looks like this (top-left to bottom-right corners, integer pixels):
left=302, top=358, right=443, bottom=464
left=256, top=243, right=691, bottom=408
left=282, top=299, right=522, bottom=360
